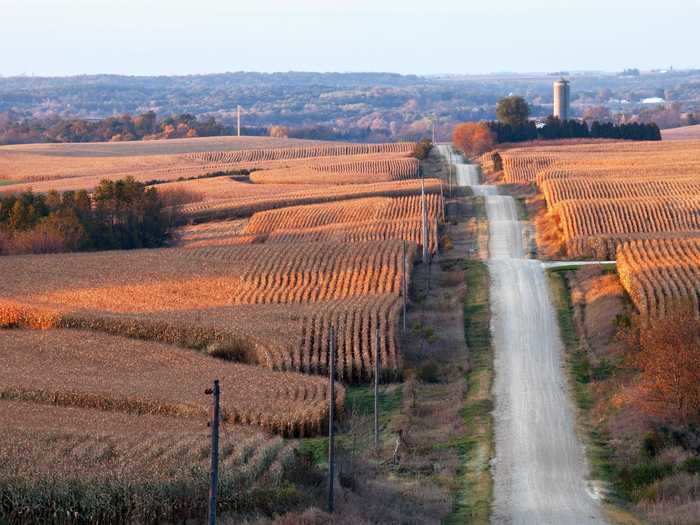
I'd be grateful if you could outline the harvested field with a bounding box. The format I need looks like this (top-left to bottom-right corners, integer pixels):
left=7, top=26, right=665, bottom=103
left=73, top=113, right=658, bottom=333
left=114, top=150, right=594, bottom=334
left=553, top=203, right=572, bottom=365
left=0, top=329, right=341, bottom=436
left=0, top=136, right=334, bottom=157
left=661, top=124, right=700, bottom=141
left=0, top=140, right=411, bottom=193
left=175, top=178, right=443, bottom=222
left=616, top=238, right=700, bottom=319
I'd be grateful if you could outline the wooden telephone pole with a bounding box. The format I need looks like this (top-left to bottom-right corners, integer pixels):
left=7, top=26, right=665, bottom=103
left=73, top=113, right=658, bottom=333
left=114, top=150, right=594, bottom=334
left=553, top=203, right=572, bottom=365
left=374, top=328, right=380, bottom=450
left=327, top=327, right=336, bottom=513
left=206, top=380, right=221, bottom=525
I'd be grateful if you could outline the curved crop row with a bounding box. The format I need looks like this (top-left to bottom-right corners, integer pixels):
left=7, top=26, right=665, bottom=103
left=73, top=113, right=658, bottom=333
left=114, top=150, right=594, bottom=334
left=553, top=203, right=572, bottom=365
left=617, top=238, right=700, bottom=319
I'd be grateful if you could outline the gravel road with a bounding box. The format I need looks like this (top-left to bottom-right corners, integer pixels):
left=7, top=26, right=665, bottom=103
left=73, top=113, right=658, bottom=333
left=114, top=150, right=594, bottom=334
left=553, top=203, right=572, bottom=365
left=440, top=147, right=606, bottom=524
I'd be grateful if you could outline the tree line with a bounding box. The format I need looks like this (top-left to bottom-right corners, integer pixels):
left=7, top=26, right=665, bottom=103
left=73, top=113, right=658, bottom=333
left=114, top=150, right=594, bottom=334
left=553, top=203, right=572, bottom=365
left=0, top=178, right=172, bottom=255
left=0, top=112, right=235, bottom=145
left=486, top=118, right=661, bottom=143
left=453, top=96, right=662, bottom=156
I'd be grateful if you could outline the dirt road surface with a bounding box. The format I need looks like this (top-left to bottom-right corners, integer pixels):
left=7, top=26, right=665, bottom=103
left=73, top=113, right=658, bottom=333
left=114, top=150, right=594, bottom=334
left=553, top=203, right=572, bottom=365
left=440, top=146, right=606, bottom=524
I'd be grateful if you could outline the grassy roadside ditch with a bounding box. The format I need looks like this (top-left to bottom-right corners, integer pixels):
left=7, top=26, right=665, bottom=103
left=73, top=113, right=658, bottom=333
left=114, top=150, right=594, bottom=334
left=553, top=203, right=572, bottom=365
left=446, top=260, right=494, bottom=524
left=297, top=384, right=404, bottom=467
left=546, top=268, right=643, bottom=525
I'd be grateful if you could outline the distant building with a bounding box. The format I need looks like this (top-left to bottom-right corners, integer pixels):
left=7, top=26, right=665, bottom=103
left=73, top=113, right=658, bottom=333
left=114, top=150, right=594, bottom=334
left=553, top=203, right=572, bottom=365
left=553, top=79, right=570, bottom=120
left=642, top=97, right=666, bottom=104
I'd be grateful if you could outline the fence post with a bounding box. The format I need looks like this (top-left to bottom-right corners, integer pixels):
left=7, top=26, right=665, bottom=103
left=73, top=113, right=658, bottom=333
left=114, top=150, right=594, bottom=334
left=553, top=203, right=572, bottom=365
left=206, top=380, right=220, bottom=525
left=327, top=326, right=335, bottom=514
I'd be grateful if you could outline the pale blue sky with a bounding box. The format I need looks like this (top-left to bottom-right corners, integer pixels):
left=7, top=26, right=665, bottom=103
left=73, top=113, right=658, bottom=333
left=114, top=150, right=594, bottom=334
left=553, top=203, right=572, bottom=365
left=2, top=0, right=698, bottom=76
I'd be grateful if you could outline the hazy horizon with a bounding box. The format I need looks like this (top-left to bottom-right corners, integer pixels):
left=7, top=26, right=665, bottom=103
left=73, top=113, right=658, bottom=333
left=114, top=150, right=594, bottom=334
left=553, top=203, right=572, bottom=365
left=3, top=0, right=698, bottom=78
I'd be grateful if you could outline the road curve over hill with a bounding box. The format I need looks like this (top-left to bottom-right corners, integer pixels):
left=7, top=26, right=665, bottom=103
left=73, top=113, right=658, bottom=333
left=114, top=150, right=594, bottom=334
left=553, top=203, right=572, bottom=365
left=437, top=146, right=606, bottom=525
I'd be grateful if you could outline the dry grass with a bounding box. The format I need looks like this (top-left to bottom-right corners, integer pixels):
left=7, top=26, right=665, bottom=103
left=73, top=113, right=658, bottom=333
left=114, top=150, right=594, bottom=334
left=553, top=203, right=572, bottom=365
left=0, top=329, right=341, bottom=437
left=569, top=266, right=626, bottom=357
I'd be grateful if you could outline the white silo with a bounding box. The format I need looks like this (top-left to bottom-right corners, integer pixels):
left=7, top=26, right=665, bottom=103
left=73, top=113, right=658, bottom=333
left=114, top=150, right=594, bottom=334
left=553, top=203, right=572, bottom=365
left=553, top=79, right=570, bottom=120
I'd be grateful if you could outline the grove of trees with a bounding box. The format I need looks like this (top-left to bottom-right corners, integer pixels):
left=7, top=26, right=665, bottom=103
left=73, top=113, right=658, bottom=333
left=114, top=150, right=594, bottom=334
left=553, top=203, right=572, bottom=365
left=496, top=96, right=531, bottom=128
left=0, top=178, right=170, bottom=255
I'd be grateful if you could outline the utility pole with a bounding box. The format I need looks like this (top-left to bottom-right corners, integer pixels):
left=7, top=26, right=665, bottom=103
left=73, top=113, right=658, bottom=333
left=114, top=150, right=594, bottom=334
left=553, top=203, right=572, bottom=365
left=435, top=217, right=439, bottom=256
left=327, top=326, right=335, bottom=514
left=421, top=178, right=429, bottom=265
left=402, top=240, right=407, bottom=332
left=440, top=183, right=445, bottom=223
left=448, top=148, right=453, bottom=198
left=432, top=115, right=437, bottom=144
left=205, top=380, right=221, bottom=525
left=374, top=328, right=380, bottom=450
left=237, top=105, right=241, bottom=137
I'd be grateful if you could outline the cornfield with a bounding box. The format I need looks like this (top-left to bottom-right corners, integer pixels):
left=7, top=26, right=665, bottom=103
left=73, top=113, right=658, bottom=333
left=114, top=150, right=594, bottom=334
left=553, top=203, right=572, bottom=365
left=616, top=238, right=700, bottom=319
left=0, top=400, right=304, bottom=522
left=556, top=198, right=700, bottom=258
left=0, top=141, right=413, bottom=194
left=183, top=142, right=413, bottom=164
left=249, top=157, right=419, bottom=185
left=175, top=178, right=443, bottom=222
left=1, top=329, right=342, bottom=437
left=0, top=241, right=415, bottom=382
left=541, top=176, right=700, bottom=208
left=1, top=137, right=437, bottom=519
left=244, top=195, right=442, bottom=234
left=484, top=140, right=700, bottom=259
left=497, top=140, right=700, bottom=184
